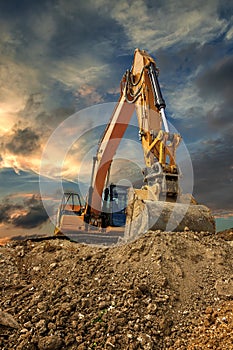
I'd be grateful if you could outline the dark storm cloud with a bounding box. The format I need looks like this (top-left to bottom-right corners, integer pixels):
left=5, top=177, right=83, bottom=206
left=0, top=199, right=21, bottom=223
left=153, top=41, right=232, bottom=148
left=0, top=0, right=126, bottom=66
left=192, top=133, right=233, bottom=210
left=0, top=0, right=125, bottom=115
left=217, top=0, right=233, bottom=21
left=158, top=50, right=233, bottom=211
left=6, top=126, right=40, bottom=155
left=49, top=3, right=125, bottom=60
left=206, top=104, right=232, bottom=129
left=36, top=107, right=75, bottom=128
left=196, top=55, right=233, bottom=102
left=0, top=0, right=128, bottom=112
left=188, top=55, right=233, bottom=210
left=157, top=41, right=230, bottom=86
left=0, top=1, right=48, bottom=17
left=13, top=195, right=49, bottom=228
left=0, top=0, right=232, bottom=213
left=0, top=194, right=49, bottom=228
left=0, top=0, right=230, bottom=113
left=196, top=55, right=233, bottom=132
left=196, top=55, right=233, bottom=133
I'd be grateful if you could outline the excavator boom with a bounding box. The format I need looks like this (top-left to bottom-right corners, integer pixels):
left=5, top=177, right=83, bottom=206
left=85, top=96, right=134, bottom=216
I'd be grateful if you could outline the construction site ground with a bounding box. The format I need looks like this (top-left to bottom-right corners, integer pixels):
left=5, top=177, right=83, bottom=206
left=0, top=229, right=233, bottom=350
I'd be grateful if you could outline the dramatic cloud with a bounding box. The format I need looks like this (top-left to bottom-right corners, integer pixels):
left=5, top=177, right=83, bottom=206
left=197, top=55, right=233, bottom=96
left=5, top=126, right=40, bottom=155
left=196, top=55, right=233, bottom=130
left=192, top=129, right=233, bottom=210
left=0, top=93, right=79, bottom=174
left=190, top=54, right=233, bottom=209
left=36, top=107, right=75, bottom=129
left=192, top=137, right=233, bottom=210
left=109, top=0, right=228, bottom=50
left=0, top=194, right=49, bottom=228
left=0, top=199, right=21, bottom=224
left=0, top=0, right=232, bottom=217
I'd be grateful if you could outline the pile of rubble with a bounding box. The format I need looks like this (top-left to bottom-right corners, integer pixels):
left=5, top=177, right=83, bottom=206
left=0, top=230, right=232, bottom=349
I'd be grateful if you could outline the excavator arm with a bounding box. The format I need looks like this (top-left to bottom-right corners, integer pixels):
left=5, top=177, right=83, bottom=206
left=125, top=49, right=181, bottom=199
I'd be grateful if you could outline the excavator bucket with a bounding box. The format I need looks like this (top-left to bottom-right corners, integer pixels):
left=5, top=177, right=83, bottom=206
left=125, top=194, right=215, bottom=240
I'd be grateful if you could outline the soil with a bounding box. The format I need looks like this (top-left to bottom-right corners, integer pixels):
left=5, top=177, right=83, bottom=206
left=0, top=229, right=232, bottom=350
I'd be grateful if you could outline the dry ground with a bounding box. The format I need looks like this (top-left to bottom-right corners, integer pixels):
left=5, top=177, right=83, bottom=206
left=0, top=229, right=232, bottom=349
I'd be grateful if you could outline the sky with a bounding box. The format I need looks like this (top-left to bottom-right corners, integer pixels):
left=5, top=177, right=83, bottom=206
left=0, top=0, right=232, bottom=238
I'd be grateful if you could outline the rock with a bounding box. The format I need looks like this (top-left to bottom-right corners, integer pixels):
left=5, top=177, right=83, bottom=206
left=0, top=310, right=20, bottom=329
left=33, top=266, right=40, bottom=272
left=137, top=333, right=154, bottom=349
left=15, top=246, right=25, bottom=257
left=20, top=328, right=29, bottom=333
left=65, top=334, right=76, bottom=346
left=215, top=277, right=233, bottom=298
left=35, top=319, right=47, bottom=334
left=43, top=243, right=57, bottom=253
left=47, top=322, right=56, bottom=330
left=37, top=302, right=48, bottom=312
left=24, top=321, right=33, bottom=328
left=49, top=262, right=57, bottom=269
left=98, top=301, right=108, bottom=309
left=105, top=336, right=116, bottom=347
left=38, top=335, right=63, bottom=350
left=75, top=335, right=83, bottom=344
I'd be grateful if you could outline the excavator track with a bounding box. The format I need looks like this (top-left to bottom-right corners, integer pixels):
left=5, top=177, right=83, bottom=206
left=8, top=231, right=123, bottom=247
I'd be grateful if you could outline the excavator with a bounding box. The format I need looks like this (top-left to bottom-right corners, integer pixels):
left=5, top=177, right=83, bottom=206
left=55, top=49, right=215, bottom=242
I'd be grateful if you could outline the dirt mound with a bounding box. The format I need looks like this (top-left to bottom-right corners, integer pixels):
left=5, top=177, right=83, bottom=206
left=0, top=230, right=232, bottom=349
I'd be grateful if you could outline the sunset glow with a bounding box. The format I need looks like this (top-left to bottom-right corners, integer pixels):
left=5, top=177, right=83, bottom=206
left=0, top=0, right=232, bottom=240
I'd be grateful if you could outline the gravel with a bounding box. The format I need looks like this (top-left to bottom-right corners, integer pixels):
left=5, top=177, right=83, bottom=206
left=0, top=229, right=232, bottom=349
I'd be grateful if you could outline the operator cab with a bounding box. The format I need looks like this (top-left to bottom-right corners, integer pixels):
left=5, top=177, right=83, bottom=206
left=102, top=184, right=128, bottom=227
